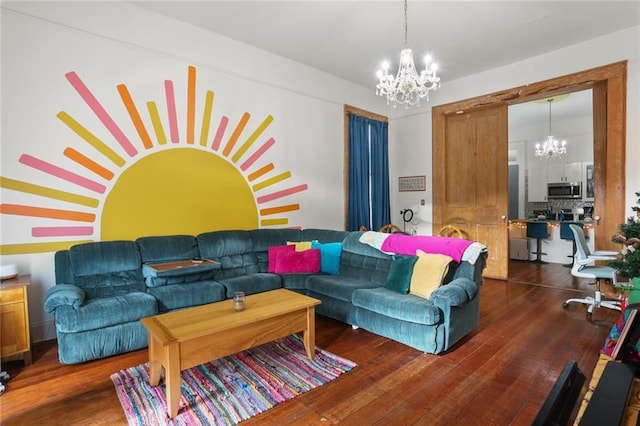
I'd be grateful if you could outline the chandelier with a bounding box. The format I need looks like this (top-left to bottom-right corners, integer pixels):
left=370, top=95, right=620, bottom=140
left=376, top=0, right=440, bottom=108
left=535, top=98, right=567, bottom=159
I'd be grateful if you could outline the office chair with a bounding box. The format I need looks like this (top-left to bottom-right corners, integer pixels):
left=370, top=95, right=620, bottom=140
left=563, top=224, right=621, bottom=320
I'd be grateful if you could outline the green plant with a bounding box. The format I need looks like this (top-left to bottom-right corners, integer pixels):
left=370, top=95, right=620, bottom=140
left=608, top=191, right=640, bottom=279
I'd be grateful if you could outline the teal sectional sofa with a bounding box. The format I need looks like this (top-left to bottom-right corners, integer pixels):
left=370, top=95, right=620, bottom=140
left=44, top=229, right=486, bottom=364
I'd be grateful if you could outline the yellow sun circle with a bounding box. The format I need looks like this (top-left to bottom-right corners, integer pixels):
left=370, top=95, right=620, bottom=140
left=101, top=148, right=258, bottom=241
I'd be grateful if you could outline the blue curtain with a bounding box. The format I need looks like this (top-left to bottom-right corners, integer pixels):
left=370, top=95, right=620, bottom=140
left=348, top=114, right=370, bottom=231
left=369, top=119, right=390, bottom=230
left=347, top=114, right=390, bottom=231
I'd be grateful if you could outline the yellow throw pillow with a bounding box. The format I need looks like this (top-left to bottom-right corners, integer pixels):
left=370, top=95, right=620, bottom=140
left=287, top=241, right=313, bottom=252
left=409, top=250, right=453, bottom=299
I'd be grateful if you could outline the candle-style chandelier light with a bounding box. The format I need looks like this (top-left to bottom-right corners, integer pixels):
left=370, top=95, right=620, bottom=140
left=535, top=98, right=568, bottom=159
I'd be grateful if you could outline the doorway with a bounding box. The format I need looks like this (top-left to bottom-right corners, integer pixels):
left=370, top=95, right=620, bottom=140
left=507, top=89, right=595, bottom=285
left=433, top=61, right=627, bottom=281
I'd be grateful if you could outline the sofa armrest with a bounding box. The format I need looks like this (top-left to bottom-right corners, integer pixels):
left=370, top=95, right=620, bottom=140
left=44, top=284, right=86, bottom=312
left=430, top=278, right=478, bottom=308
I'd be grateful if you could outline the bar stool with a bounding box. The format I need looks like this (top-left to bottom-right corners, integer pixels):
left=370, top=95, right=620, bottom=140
left=560, top=222, right=583, bottom=267
left=527, top=221, right=549, bottom=263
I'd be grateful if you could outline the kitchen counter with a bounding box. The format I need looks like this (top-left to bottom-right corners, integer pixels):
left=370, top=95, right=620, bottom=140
left=508, top=219, right=596, bottom=264
left=509, top=219, right=593, bottom=226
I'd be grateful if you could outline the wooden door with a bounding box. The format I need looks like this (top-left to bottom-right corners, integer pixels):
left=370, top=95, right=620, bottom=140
left=433, top=104, right=509, bottom=279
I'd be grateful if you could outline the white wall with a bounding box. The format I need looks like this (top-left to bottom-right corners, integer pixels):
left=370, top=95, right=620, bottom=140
left=389, top=25, right=640, bottom=234
left=390, top=111, right=434, bottom=235
left=0, top=2, right=385, bottom=342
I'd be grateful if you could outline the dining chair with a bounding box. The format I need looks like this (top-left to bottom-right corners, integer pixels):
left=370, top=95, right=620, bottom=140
left=563, top=224, right=621, bottom=320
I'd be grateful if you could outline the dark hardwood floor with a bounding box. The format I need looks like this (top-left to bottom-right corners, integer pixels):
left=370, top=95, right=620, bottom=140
left=0, top=262, right=621, bottom=425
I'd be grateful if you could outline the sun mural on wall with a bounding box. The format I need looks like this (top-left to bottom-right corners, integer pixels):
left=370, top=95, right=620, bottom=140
left=0, top=66, right=308, bottom=255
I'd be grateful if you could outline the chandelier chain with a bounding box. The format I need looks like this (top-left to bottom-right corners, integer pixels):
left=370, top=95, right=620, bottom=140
left=404, top=0, right=408, bottom=46
left=548, top=100, right=552, bottom=135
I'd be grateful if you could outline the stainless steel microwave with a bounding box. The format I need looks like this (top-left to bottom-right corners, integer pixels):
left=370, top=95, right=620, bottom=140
left=547, top=182, right=582, bottom=199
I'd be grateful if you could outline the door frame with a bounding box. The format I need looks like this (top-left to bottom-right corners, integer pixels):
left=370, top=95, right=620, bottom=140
left=433, top=61, right=626, bottom=274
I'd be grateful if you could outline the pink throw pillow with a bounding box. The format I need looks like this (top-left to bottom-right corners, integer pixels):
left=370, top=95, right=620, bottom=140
left=268, top=245, right=295, bottom=273
left=274, top=248, right=321, bottom=274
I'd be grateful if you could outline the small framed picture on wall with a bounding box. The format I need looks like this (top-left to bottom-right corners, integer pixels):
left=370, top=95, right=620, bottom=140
left=398, top=175, right=426, bottom=192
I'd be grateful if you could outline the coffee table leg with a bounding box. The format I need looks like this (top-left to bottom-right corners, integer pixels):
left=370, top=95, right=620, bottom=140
left=148, top=335, right=162, bottom=386
left=165, top=343, right=181, bottom=418
left=303, top=306, right=316, bottom=359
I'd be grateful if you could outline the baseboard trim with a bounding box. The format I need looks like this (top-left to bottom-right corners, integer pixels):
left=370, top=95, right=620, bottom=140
left=31, top=320, right=56, bottom=343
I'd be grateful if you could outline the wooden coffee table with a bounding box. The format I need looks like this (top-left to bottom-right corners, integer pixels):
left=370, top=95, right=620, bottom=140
left=140, top=288, right=321, bottom=418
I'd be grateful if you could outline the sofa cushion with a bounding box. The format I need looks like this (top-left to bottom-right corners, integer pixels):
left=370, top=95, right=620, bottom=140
left=312, top=241, right=343, bottom=275
left=280, top=273, right=320, bottom=291
left=267, top=244, right=295, bottom=273
left=54, top=292, right=157, bottom=333
left=197, top=230, right=254, bottom=257
left=70, top=240, right=141, bottom=275
left=305, top=275, right=380, bottom=302
left=385, top=255, right=418, bottom=294
left=274, top=248, right=320, bottom=274
left=136, top=235, right=199, bottom=263
left=73, top=271, right=146, bottom=299
left=250, top=229, right=302, bottom=272
left=249, top=228, right=302, bottom=252
left=301, top=229, right=349, bottom=244
left=219, top=273, right=282, bottom=298
left=339, top=232, right=393, bottom=286
left=69, top=241, right=145, bottom=299
left=288, top=241, right=314, bottom=251
left=197, top=231, right=260, bottom=279
left=410, top=251, right=453, bottom=299
left=54, top=250, right=74, bottom=284
left=340, top=251, right=392, bottom=286
left=146, top=280, right=226, bottom=312
left=352, top=287, right=442, bottom=325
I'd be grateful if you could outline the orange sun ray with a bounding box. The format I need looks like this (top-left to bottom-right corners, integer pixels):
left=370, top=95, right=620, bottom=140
left=0, top=204, right=95, bottom=222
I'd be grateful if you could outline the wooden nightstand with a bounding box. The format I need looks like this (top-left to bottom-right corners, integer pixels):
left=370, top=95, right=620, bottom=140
left=0, top=275, right=31, bottom=365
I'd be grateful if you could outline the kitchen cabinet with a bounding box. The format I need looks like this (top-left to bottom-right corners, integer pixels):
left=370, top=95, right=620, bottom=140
left=529, top=161, right=584, bottom=202
left=583, top=162, right=594, bottom=201
left=528, top=165, right=548, bottom=202
left=547, top=162, right=582, bottom=183
left=0, top=275, right=31, bottom=365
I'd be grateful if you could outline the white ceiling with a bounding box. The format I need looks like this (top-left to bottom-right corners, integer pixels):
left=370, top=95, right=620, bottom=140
left=132, top=1, right=638, bottom=127
left=131, top=1, right=640, bottom=90
left=509, top=88, right=592, bottom=132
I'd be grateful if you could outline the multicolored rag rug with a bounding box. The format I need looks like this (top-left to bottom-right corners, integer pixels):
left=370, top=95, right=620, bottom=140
left=111, top=335, right=356, bottom=425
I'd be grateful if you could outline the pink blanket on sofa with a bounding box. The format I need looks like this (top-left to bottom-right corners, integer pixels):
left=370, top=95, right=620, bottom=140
left=380, top=234, right=473, bottom=263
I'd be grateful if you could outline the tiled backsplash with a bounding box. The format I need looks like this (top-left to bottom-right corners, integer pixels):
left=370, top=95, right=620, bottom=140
left=526, top=199, right=594, bottom=218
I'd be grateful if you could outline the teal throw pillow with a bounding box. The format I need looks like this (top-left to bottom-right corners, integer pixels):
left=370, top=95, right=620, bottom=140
left=311, top=241, right=343, bottom=275
left=385, top=255, right=418, bottom=294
